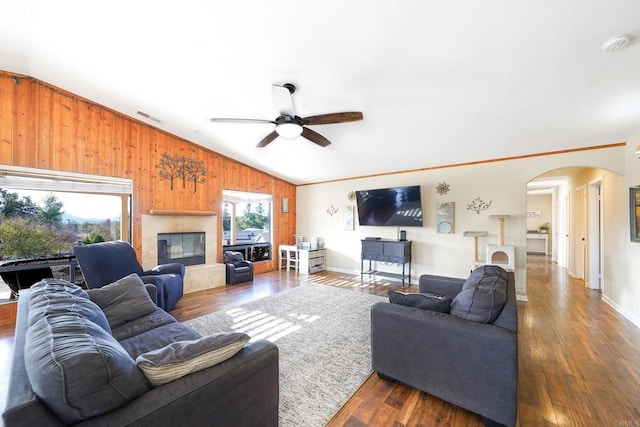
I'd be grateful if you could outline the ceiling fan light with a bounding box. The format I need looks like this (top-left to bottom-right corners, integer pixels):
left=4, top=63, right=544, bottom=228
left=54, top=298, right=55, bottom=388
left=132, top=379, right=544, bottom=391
left=276, top=123, right=303, bottom=139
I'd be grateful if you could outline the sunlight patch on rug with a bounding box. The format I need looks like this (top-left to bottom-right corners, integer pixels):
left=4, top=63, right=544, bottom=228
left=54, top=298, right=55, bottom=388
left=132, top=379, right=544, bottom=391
left=185, top=282, right=386, bottom=426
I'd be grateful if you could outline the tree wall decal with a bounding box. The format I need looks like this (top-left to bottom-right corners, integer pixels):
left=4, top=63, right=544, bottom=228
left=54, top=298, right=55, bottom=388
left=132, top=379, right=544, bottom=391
left=157, top=153, right=182, bottom=190
left=185, top=158, right=207, bottom=193
left=157, top=153, right=207, bottom=193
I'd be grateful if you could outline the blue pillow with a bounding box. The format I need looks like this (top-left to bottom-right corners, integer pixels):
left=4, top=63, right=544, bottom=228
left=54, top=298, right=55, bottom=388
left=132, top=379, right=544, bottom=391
left=87, top=274, right=157, bottom=329
left=450, top=266, right=508, bottom=323
left=388, top=291, right=452, bottom=313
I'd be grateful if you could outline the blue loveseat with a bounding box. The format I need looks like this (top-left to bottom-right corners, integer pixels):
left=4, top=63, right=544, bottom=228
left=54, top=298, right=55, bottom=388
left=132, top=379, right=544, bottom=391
left=371, top=266, right=518, bottom=427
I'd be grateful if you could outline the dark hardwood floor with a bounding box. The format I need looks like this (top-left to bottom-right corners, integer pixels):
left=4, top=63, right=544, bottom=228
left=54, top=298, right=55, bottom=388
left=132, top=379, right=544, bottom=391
left=1, top=257, right=639, bottom=426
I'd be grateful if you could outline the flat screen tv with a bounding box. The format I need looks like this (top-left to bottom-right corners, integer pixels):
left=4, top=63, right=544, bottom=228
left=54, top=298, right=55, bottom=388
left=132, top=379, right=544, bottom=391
left=355, top=185, right=423, bottom=227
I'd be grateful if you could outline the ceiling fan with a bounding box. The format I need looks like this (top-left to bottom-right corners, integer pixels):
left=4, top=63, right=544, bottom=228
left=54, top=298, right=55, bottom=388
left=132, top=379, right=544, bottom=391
left=210, top=83, right=363, bottom=148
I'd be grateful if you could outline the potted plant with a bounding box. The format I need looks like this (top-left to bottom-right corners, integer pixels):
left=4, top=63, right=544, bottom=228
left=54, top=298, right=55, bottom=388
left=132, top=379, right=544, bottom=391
left=539, top=223, right=550, bottom=234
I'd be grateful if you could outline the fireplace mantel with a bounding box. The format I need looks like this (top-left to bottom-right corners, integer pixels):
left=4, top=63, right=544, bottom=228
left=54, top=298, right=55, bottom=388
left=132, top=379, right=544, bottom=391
left=149, top=209, right=217, bottom=216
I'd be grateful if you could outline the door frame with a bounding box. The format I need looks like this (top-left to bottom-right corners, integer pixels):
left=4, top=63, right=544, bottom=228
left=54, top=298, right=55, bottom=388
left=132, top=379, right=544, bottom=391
left=587, top=177, right=604, bottom=291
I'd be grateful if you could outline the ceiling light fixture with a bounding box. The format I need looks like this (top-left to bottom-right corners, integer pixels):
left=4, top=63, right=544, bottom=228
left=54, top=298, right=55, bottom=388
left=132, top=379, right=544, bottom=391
left=275, top=123, right=303, bottom=139
left=601, top=34, right=631, bottom=52
left=635, top=145, right=640, bottom=156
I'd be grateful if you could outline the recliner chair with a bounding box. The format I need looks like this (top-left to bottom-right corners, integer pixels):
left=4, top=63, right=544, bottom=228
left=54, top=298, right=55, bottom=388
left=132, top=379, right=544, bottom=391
left=73, top=240, right=184, bottom=311
left=224, top=251, right=253, bottom=284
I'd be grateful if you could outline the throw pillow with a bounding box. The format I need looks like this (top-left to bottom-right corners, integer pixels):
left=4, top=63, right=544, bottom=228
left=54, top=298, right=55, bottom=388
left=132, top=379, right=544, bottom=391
left=25, top=313, right=150, bottom=424
left=450, top=267, right=508, bottom=323
left=87, top=273, right=157, bottom=329
left=388, top=291, right=452, bottom=313
left=462, top=265, right=508, bottom=290
left=136, top=332, right=250, bottom=386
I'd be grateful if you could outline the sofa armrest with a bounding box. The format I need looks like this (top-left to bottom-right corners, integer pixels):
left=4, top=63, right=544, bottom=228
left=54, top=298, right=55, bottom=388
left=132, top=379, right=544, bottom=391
left=418, top=274, right=465, bottom=298
left=143, top=263, right=185, bottom=278
left=371, top=301, right=517, bottom=426
left=144, top=283, right=158, bottom=305
left=235, top=260, right=252, bottom=268
left=76, top=340, right=279, bottom=427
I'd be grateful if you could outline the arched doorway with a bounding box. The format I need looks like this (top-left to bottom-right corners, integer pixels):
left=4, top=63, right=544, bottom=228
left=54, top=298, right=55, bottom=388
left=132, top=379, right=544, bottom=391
left=527, top=167, right=610, bottom=292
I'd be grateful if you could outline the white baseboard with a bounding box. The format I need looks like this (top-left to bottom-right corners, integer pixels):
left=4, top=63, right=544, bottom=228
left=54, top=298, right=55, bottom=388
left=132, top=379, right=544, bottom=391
left=601, top=295, right=640, bottom=329
left=324, top=267, right=359, bottom=275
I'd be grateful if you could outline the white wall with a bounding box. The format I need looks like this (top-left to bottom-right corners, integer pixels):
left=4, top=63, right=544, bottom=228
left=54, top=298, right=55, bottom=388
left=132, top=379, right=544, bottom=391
left=297, top=145, right=626, bottom=303
left=604, top=130, right=640, bottom=327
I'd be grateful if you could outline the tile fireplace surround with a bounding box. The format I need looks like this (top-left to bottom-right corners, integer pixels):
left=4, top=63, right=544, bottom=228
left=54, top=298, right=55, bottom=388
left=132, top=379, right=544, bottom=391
left=141, top=211, right=225, bottom=294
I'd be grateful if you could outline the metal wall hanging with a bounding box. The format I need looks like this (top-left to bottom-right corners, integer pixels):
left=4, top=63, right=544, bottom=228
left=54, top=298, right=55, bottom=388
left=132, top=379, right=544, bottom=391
left=436, top=182, right=450, bottom=196
left=466, top=197, right=492, bottom=214
left=158, top=153, right=208, bottom=193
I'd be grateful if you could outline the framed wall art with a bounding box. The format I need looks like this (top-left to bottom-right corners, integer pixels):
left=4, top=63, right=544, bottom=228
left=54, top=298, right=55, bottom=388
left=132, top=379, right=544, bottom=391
left=630, top=187, right=640, bottom=242
left=436, top=202, right=455, bottom=234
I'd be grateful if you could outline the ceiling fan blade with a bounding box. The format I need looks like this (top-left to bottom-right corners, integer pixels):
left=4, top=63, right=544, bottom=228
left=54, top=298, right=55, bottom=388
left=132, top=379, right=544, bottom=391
left=256, top=131, right=279, bottom=148
left=272, top=84, right=295, bottom=117
left=303, top=112, right=363, bottom=126
left=210, top=118, right=275, bottom=124
left=301, top=127, right=331, bottom=147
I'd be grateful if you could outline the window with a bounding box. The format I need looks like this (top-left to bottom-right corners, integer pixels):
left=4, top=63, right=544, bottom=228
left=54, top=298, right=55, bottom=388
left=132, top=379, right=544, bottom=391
left=0, top=165, right=133, bottom=299
left=222, top=190, right=272, bottom=262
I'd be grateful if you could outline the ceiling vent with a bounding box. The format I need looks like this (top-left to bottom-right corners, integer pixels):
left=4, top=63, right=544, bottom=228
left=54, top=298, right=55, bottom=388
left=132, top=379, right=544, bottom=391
left=136, top=111, right=164, bottom=124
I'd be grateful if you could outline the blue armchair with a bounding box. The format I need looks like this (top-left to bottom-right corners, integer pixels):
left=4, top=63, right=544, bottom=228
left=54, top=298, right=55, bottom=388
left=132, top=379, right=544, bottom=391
left=73, top=240, right=184, bottom=311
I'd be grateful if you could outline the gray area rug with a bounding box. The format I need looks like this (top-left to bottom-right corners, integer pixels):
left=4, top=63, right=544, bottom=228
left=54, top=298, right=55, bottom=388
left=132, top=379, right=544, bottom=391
left=185, top=282, right=386, bottom=426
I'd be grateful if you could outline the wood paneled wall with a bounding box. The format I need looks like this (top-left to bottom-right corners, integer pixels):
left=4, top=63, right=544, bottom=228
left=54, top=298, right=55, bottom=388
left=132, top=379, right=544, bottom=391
left=0, top=71, right=296, bottom=274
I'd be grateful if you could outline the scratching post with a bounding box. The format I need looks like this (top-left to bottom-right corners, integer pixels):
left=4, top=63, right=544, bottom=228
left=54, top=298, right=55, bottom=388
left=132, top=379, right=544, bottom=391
left=487, top=215, right=515, bottom=271
left=463, top=231, right=488, bottom=271
left=495, top=216, right=505, bottom=245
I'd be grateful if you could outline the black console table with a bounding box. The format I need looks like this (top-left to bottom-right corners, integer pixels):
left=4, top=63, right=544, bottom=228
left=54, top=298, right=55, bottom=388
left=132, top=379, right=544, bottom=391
left=361, top=239, right=412, bottom=287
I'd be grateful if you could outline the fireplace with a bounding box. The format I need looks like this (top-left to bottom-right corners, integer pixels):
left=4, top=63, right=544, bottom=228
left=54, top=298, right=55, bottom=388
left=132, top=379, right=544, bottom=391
left=157, top=232, right=205, bottom=266
left=142, top=212, right=225, bottom=294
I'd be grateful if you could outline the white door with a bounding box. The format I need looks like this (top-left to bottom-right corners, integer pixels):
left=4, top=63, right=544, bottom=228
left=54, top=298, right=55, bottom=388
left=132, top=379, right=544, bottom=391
left=587, top=179, right=603, bottom=290
left=574, top=186, right=587, bottom=280
left=557, top=192, right=569, bottom=269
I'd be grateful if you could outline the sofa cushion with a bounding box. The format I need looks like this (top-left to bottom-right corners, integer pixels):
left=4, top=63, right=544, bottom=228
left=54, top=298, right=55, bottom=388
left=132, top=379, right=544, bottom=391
left=29, top=278, right=89, bottom=299
left=25, top=313, right=150, bottom=424
left=450, top=265, right=508, bottom=323
left=118, top=320, right=202, bottom=359
left=87, top=273, right=157, bottom=329
left=388, top=291, right=452, bottom=313
left=136, top=332, right=250, bottom=386
left=110, top=308, right=178, bottom=342
left=28, top=289, right=111, bottom=333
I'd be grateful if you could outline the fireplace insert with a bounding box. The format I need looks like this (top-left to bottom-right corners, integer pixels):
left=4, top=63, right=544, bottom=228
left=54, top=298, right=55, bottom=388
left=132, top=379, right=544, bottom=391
left=158, top=232, right=205, bottom=266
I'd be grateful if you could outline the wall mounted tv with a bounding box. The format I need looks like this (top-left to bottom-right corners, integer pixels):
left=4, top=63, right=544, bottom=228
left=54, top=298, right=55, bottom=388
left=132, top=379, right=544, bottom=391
left=355, top=185, right=423, bottom=227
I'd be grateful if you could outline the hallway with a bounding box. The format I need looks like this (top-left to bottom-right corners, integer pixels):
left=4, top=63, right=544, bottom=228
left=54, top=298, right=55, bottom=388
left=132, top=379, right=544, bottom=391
left=518, top=255, right=640, bottom=425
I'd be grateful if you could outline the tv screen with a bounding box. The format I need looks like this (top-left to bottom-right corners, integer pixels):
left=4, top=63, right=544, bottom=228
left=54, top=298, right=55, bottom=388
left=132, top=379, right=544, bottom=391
left=355, top=185, right=423, bottom=226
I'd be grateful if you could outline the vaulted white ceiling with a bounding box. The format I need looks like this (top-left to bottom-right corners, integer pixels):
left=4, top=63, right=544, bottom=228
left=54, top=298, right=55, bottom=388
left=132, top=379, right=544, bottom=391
left=2, top=1, right=639, bottom=185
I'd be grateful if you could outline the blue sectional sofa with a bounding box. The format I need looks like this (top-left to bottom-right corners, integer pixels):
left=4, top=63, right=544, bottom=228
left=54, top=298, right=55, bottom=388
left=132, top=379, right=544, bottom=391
left=3, top=276, right=279, bottom=426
